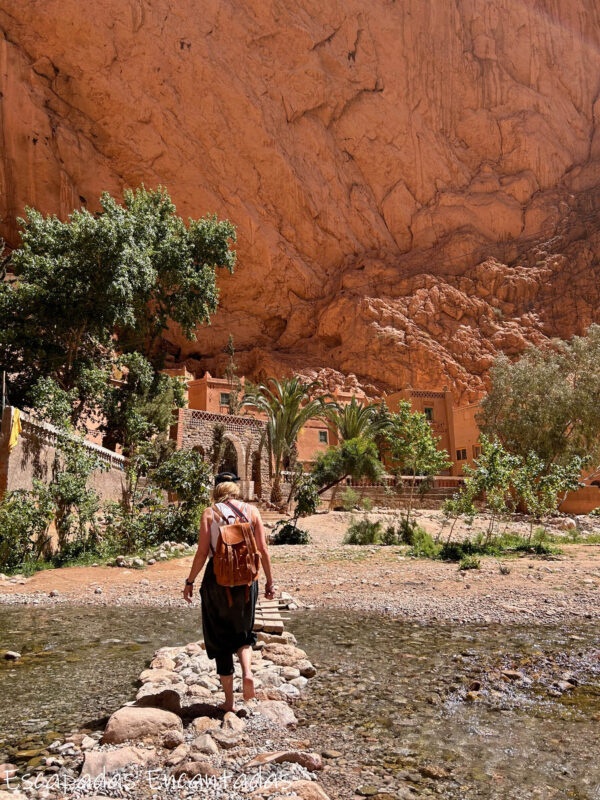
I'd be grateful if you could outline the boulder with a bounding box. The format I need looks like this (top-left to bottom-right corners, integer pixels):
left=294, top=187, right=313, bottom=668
left=223, top=711, right=246, bottom=732
left=150, top=654, right=176, bottom=671
left=260, top=644, right=307, bottom=666
left=101, top=706, right=182, bottom=744
left=211, top=729, right=244, bottom=749
left=81, top=746, right=156, bottom=778
left=139, top=667, right=181, bottom=684
left=165, top=743, right=189, bottom=766
left=254, top=700, right=297, bottom=728
left=191, top=716, right=221, bottom=734
left=161, top=730, right=185, bottom=749
left=296, top=659, right=317, bottom=678
left=191, top=734, right=218, bottom=755
left=135, top=683, right=185, bottom=714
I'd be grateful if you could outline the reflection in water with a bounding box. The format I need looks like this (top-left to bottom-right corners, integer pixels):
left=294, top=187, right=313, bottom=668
left=1, top=605, right=600, bottom=799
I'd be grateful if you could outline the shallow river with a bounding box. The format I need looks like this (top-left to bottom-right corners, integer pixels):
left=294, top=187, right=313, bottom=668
left=1, top=606, right=600, bottom=799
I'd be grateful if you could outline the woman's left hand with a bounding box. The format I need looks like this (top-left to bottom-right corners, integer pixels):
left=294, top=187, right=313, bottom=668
left=183, top=583, right=194, bottom=604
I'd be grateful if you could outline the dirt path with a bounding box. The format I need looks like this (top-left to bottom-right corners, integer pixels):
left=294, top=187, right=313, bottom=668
left=2, top=510, right=600, bottom=624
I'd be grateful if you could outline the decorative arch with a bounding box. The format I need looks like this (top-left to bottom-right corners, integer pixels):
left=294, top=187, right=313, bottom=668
left=220, top=432, right=245, bottom=478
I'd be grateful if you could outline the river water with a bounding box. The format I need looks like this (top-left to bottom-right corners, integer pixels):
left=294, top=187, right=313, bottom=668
left=1, top=606, right=600, bottom=799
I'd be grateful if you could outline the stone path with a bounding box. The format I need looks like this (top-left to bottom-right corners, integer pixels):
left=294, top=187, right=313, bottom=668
left=0, top=600, right=329, bottom=800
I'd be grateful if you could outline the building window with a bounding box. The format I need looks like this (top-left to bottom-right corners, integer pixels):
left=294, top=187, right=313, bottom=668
left=318, top=430, right=328, bottom=444
left=220, top=392, right=230, bottom=406
left=424, top=406, right=434, bottom=421
left=456, top=448, right=467, bottom=461
left=473, top=444, right=482, bottom=458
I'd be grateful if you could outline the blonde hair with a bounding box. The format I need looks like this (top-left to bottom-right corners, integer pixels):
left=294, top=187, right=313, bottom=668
left=212, top=481, right=241, bottom=503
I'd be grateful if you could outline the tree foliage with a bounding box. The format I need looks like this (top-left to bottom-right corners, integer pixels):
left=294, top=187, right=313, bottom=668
left=386, top=401, right=451, bottom=524
left=479, top=326, right=600, bottom=467
left=243, top=377, right=331, bottom=503
left=326, top=397, right=389, bottom=442
left=311, top=437, right=383, bottom=495
left=442, top=435, right=584, bottom=543
left=0, top=186, right=236, bottom=420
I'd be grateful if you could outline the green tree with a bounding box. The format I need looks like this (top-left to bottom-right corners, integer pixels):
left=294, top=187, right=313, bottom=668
left=0, top=186, right=236, bottom=419
left=243, top=377, right=331, bottom=503
left=479, top=326, right=600, bottom=467
left=386, top=401, right=451, bottom=526
left=23, top=377, right=106, bottom=555
left=326, top=397, right=387, bottom=441
left=311, top=437, right=383, bottom=495
left=153, top=448, right=212, bottom=512
left=101, top=352, right=185, bottom=457
left=513, top=452, right=584, bottom=539
left=0, top=489, right=55, bottom=571
left=460, top=435, right=520, bottom=541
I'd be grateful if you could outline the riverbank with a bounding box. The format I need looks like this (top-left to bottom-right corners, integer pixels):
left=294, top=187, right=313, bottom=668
left=1, top=511, right=600, bottom=624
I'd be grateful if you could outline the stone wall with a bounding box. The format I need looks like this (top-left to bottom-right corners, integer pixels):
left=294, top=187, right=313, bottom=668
left=175, top=409, right=270, bottom=500
left=0, top=406, right=126, bottom=503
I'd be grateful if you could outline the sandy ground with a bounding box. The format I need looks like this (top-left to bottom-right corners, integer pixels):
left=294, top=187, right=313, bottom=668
left=2, top=510, right=600, bottom=624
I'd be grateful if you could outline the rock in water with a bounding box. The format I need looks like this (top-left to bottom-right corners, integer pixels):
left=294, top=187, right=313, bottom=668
left=254, top=700, right=298, bottom=728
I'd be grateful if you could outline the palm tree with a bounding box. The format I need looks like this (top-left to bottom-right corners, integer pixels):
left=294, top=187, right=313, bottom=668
left=243, top=377, right=331, bottom=504
left=327, top=397, right=390, bottom=442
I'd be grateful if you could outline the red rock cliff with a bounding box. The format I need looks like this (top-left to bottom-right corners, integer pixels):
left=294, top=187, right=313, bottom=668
left=1, top=0, right=600, bottom=400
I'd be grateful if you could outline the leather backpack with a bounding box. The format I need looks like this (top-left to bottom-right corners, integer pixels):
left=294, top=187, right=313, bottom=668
left=211, top=500, right=261, bottom=605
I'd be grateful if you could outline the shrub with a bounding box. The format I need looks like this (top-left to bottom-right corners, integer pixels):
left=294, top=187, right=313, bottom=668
left=459, top=555, right=481, bottom=570
left=340, top=487, right=360, bottom=511
left=397, top=517, right=419, bottom=545
left=408, top=527, right=440, bottom=559
left=271, top=521, right=310, bottom=545
left=439, top=532, right=559, bottom=561
left=0, top=490, right=54, bottom=571
left=361, top=496, right=374, bottom=512
left=344, top=518, right=382, bottom=545
left=381, top=524, right=399, bottom=546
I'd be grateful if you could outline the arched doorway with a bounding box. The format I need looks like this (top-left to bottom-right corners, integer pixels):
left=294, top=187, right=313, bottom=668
left=218, top=439, right=238, bottom=475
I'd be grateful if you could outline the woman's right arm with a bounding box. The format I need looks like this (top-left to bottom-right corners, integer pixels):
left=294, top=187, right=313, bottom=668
left=252, top=506, right=276, bottom=600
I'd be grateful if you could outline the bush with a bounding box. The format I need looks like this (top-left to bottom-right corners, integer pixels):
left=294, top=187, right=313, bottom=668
left=0, top=490, right=54, bottom=571
left=361, top=496, right=373, bottom=512
left=459, top=554, right=481, bottom=570
left=381, top=524, right=399, bottom=546
left=408, top=527, right=440, bottom=559
left=340, top=487, right=360, bottom=511
left=438, top=532, right=559, bottom=562
left=271, top=521, right=310, bottom=545
left=344, top=518, right=382, bottom=545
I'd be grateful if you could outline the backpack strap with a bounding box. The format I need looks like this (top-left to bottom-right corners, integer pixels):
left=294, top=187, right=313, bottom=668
left=223, top=499, right=249, bottom=524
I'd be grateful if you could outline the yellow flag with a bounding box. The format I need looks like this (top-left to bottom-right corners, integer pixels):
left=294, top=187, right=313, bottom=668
left=8, top=408, right=21, bottom=452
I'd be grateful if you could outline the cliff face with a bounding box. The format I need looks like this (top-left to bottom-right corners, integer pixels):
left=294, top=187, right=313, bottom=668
left=2, top=0, right=600, bottom=400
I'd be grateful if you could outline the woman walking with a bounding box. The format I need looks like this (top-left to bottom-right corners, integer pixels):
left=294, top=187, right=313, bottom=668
left=183, top=472, right=276, bottom=712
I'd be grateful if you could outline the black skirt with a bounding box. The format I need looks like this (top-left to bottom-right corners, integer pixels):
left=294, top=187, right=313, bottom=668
left=200, top=557, right=258, bottom=660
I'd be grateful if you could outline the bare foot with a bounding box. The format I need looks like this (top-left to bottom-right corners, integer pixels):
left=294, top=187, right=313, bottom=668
left=242, top=675, right=256, bottom=701
left=219, top=700, right=236, bottom=713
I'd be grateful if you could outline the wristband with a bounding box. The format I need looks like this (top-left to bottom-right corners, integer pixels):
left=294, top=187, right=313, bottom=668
left=185, top=579, right=195, bottom=586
